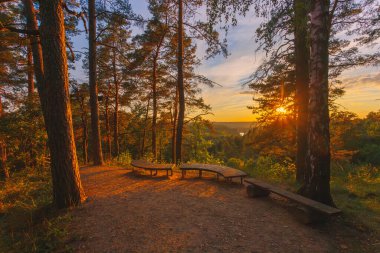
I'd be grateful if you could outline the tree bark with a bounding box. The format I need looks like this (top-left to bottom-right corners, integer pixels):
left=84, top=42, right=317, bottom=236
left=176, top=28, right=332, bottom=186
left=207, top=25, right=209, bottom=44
left=39, top=0, right=86, bottom=208
left=294, top=0, right=310, bottom=183
left=112, top=48, right=120, bottom=157
left=151, top=38, right=164, bottom=160
left=27, top=41, right=35, bottom=98
left=79, top=95, right=88, bottom=164
left=172, top=88, right=178, bottom=163
left=140, top=97, right=150, bottom=158
left=152, top=54, right=158, bottom=160
left=300, top=0, right=334, bottom=206
left=176, top=0, right=185, bottom=164
left=23, top=0, right=45, bottom=102
left=88, top=0, right=103, bottom=165
left=105, top=83, right=112, bottom=160
left=0, top=96, right=9, bottom=179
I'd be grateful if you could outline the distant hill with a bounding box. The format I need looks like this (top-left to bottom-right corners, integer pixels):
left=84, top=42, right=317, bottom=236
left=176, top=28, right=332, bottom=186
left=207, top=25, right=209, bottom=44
left=211, top=122, right=256, bottom=135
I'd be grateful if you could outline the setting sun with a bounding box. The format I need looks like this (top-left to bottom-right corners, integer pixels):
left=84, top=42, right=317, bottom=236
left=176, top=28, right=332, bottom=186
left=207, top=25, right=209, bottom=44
left=276, top=106, right=287, bottom=114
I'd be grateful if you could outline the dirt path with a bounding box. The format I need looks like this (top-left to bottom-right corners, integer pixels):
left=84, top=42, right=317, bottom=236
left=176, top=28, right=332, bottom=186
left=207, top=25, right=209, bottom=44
left=66, top=166, right=346, bottom=252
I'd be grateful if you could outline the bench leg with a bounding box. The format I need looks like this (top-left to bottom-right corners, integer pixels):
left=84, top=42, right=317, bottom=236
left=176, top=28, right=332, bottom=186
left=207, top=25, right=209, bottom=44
left=199, top=170, right=202, bottom=178
left=170, top=170, right=173, bottom=176
left=150, top=170, right=152, bottom=176
left=246, top=185, right=270, bottom=198
left=216, top=174, right=219, bottom=181
left=181, top=170, right=185, bottom=178
left=153, top=170, right=158, bottom=176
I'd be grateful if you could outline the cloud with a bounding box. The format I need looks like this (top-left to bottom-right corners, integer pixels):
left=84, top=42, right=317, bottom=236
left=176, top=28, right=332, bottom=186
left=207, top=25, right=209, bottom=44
left=342, top=72, right=380, bottom=88
left=239, top=91, right=255, bottom=95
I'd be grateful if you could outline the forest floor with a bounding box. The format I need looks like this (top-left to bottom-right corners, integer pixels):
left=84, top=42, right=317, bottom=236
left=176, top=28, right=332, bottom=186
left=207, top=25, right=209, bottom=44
left=64, top=165, right=379, bottom=253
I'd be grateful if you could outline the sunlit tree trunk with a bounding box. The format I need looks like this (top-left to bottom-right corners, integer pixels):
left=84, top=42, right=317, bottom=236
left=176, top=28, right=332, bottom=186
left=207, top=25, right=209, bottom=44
left=294, top=0, right=310, bottom=183
left=39, top=0, right=86, bottom=208
left=176, top=0, right=185, bottom=164
left=300, top=0, right=334, bottom=206
left=88, top=0, right=104, bottom=165
left=112, top=48, right=120, bottom=157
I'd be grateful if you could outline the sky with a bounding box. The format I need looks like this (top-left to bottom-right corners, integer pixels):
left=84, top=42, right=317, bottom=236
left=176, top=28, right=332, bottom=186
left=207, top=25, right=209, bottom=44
left=71, top=0, right=380, bottom=122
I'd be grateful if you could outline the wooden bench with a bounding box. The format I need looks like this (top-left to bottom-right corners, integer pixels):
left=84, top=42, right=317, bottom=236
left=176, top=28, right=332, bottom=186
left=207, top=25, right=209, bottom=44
left=131, top=160, right=174, bottom=177
left=245, top=178, right=341, bottom=224
left=180, top=163, right=248, bottom=184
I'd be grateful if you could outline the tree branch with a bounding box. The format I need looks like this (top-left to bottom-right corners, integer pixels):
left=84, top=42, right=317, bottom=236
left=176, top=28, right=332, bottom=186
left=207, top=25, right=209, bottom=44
left=66, top=42, right=75, bottom=62
left=1, top=26, right=39, bottom=35
left=62, top=2, right=88, bottom=33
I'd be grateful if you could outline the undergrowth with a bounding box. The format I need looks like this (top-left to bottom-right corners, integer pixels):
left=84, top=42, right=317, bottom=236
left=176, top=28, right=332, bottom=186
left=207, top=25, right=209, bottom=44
left=0, top=169, right=70, bottom=253
left=242, top=157, right=380, bottom=234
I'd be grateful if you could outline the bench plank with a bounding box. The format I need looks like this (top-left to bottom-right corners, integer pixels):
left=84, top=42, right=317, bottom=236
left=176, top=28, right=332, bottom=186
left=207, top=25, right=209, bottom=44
left=245, top=178, right=341, bottom=215
left=180, top=163, right=247, bottom=178
left=131, top=160, right=174, bottom=170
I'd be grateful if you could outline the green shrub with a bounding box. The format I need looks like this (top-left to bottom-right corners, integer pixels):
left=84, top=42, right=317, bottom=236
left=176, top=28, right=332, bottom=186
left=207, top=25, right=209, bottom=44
left=114, top=151, right=132, bottom=165
left=0, top=169, right=70, bottom=252
left=244, top=156, right=295, bottom=184
left=226, top=158, right=244, bottom=169
left=353, top=144, right=380, bottom=166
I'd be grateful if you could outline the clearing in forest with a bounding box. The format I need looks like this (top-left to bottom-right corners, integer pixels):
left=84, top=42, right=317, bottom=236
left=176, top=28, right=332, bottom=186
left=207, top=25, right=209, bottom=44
left=66, top=166, right=375, bottom=253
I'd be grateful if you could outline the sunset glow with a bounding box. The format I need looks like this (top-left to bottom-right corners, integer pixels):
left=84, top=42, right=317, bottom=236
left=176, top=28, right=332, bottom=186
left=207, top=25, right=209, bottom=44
left=276, top=106, right=287, bottom=114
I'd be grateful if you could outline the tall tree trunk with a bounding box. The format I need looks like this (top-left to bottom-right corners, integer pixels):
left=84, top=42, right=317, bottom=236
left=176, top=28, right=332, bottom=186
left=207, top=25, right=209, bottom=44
left=294, top=0, right=310, bottom=183
left=140, top=97, right=150, bottom=158
left=23, top=0, right=45, bottom=103
left=0, top=96, right=9, bottom=179
left=176, top=0, right=185, bottom=164
left=151, top=34, right=165, bottom=161
left=27, top=41, right=35, bottom=98
left=23, top=0, right=46, bottom=172
left=152, top=56, right=158, bottom=161
left=39, top=0, right=86, bottom=208
left=88, top=0, right=103, bottom=165
left=300, top=0, right=334, bottom=206
left=171, top=88, right=178, bottom=163
left=105, top=83, right=112, bottom=160
left=79, top=96, right=88, bottom=164
left=112, top=48, right=120, bottom=157
left=82, top=116, right=88, bottom=165
left=0, top=141, right=8, bottom=180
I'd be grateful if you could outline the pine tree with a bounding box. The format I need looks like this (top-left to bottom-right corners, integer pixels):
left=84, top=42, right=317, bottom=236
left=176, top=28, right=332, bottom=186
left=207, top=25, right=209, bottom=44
left=88, top=0, right=104, bottom=165
left=39, top=0, right=86, bottom=208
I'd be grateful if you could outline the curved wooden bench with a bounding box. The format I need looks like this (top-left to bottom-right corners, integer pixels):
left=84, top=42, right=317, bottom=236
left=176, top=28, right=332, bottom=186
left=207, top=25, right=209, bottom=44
left=131, top=160, right=174, bottom=177
left=245, top=178, right=341, bottom=224
left=179, top=163, right=247, bottom=184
